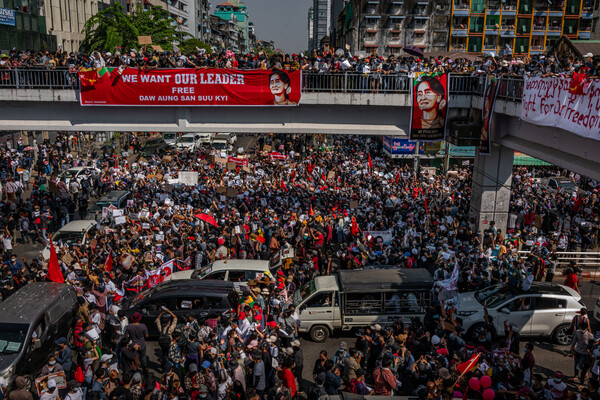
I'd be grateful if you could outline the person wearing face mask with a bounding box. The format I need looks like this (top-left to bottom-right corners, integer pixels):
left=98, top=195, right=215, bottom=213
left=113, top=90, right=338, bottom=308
left=521, top=343, right=535, bottom=386
left=40, top=355, right=64, bottom=377
left=545, top=371, right=568, bottom=400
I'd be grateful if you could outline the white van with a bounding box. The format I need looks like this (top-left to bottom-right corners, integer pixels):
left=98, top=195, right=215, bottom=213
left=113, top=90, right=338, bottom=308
left=41, top=220, right=96, bottom=260
left=168, top=259, right=272, bottom=289
left=295, top=269, right=434, bottom=342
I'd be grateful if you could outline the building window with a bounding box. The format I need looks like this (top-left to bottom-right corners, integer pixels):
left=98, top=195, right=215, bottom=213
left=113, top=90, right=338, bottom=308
left=562, top=19, right=578, bottom=34
left=468, top=36, right=482, bottom=52
left=469, top=16, right=484, bottom=32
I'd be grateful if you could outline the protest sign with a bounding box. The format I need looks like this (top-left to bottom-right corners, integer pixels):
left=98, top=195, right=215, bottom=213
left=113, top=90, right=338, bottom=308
left=521, top=76, right=600, bottom=141
left=178, top=171, right=199, bottom=186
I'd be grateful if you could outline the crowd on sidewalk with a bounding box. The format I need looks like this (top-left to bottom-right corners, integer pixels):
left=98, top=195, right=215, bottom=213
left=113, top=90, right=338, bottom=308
left=0, top=133, right=598, bottom=400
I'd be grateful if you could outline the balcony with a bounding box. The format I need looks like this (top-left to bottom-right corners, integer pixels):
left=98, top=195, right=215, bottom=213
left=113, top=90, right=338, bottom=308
left=582, top=8, right=594, bottom=17
left=487, top=5, right=501, bottom=15
left=450, top=43, right=467, bottom=51
left=452, top=26, right=469, bottom=36
left=530, top=45, right=544, bottom=51
left=502, top=5, right=517, bottom=15
left=484, top=44, right=498, bottom=51
left=500, top=25, right=516, bottom=37
left=485, top=25, right=499, bottom=34
left=453, top=3, right=470, bottom=15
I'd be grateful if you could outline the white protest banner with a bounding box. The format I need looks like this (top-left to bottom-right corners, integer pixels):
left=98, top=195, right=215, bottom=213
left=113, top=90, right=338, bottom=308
left=178, top=171, right=199, bottom=186
left=112, top=209, right=123, bottom=217
left=114, top=216, right=127, bottom=225
left=521, top=76, right=600, bottom=140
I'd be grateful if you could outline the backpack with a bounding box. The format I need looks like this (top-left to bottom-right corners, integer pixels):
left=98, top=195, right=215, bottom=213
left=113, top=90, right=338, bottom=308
left=345, top=379, right=358, bottom=394
left=74, top=364, right=88, bottom=383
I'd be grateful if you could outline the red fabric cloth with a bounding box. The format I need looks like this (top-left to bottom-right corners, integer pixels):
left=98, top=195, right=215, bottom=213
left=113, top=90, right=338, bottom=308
left=281, top=367, right=296, bottom=397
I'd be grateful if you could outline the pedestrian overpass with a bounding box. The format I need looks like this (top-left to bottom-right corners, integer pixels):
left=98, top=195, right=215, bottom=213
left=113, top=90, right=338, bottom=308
left=1, top=70, right=600, bottom=234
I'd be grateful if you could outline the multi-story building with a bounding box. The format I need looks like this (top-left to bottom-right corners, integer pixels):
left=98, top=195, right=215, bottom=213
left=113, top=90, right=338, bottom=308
left=39, top=0, right=110, bottom=52
left=336, top=0, right=450, bottom=56
left=449, top=0, right=598, bottom=55
left=313, top=0, right=332, bottom=51
left=0, top=0, right=57, bottom=51
left=214, top=1, right=250, bottom=52
left=210, top=14, right=240, bottom=52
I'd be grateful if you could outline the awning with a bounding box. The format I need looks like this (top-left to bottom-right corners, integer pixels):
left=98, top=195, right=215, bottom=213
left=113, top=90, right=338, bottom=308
left=513, top=152, right=552, bottom=166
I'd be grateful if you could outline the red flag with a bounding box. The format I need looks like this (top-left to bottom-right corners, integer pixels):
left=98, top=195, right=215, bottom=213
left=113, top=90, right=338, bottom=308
left=104, top=252, right=113, bottom=272
left=424, top=198, right=429, bottom=214
left=457, top=353, right=480, bottom=376
left=569, top=72, right=587, bottom=95
left=307, top=162, right=314, bottom=174
left=195, top=213, right=218, bottom=227
left=256, top=234, right=266, bottom=244
left=79, top=70, right=98, bottom=87
left=309, top=205, right=314, bottom=216
left=47, top=240, right=64, bottom=283
left=368, top=154, right=373, bottom=170
left=351, top=216, right=359, bottom=236
left=280, top=180, right=287, bottom=191
left=321, top=173, right=326, bottom=181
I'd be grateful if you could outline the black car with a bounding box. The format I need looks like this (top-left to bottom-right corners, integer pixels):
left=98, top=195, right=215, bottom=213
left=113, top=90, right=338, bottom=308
left=0, top=283, right=78, bottom=389
left=120, top=280, right=239, bottom=337
left=138, top=138, right=170, bottom=159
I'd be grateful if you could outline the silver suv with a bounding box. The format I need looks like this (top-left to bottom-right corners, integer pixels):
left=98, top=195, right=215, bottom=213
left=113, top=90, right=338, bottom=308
left=456, top=283, right=583, bottom=345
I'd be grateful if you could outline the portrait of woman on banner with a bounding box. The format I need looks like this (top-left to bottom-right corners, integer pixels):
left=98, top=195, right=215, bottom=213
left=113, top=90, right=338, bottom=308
left=267, top=69, right=297, bottom=105
left=413, top=75, right=447, bottom=129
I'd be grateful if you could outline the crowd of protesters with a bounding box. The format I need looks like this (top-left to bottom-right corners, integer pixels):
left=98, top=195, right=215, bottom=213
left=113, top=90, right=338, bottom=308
left=0, top=131, right=598, bottom=400
left=1, top=47, right=599, bottom=84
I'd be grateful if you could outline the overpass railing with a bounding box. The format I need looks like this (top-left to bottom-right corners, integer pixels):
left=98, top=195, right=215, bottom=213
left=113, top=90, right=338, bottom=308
left=517, top=250, right=600, bottom=269
left=0, top=68, right=524, bottom=101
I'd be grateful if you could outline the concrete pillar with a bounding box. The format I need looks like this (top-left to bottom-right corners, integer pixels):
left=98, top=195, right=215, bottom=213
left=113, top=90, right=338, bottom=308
left=469, top=143, right=514, bottom=236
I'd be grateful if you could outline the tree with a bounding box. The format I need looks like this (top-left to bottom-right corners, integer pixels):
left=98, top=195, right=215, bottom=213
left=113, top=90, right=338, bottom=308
left=80, top=3, right=180, bottom=53
left=178, top=38, right=213, bottom=55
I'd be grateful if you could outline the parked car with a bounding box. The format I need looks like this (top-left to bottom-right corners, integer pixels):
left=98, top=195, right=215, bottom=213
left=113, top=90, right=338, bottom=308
left=57, top=166, right=100, bottom=186
left=139, top=137, right=169, bottom=159
left=456, top=282, right=583, bottom=345
left=162, top=132, right=181, bottom=147
left=119, top=280, right=238, bottom=337
left=41, top=219, right=96, bottom=260
left=0, top=283, right=78, bottom=389
left=87, top=190, right=131, bottom=220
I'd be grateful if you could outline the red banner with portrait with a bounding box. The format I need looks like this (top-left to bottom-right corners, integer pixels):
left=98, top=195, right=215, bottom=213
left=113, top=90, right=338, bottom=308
left=78, top=68, right=302, bottom=106
left=409, top=72, right=449, bottom=142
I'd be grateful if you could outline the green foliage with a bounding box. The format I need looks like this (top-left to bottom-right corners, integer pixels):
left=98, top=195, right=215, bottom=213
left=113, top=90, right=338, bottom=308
left=80, top=3, right=181, bottom=53
left=178, top=38, right=213, bottom=55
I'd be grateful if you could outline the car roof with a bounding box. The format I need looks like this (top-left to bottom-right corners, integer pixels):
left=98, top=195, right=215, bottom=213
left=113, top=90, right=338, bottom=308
left=527, top=282, right=577, bottom=296
left=149, top=279, right=235, bottom=297
left=57, top=219, right=96, bottom=233
left=98, top=190, right=130, bottom=202
left=338, top=269, right=433, bottom=293
left=209, top=260, right=270, bottom=272
left=0, top=283, right=74, bottom=324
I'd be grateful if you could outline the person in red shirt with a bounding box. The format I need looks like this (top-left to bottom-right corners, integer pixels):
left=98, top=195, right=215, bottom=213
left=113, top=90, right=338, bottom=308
left=280, top=358, right=296, bottom=397
left=564, top=263, right=580, bottom=294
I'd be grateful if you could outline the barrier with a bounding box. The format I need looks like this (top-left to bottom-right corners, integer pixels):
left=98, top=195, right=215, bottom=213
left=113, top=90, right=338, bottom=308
left=0, top=68, right=526, bottom=100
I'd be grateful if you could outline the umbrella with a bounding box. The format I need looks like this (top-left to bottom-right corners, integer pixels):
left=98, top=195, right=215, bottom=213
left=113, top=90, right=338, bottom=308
left=195, top=213, right=218, bottom=227
left=403, top=46, right=424, bottom=58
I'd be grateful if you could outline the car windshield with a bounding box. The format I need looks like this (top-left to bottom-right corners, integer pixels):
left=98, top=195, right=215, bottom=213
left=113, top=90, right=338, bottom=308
left=180, top=137, right=196, bottom=143
left=0, top=323, right=29, bottom=355
left=60, top=169, right=79, bottom=179
left=163, top=133, right=176, bottom=140
left=474, top=284, right=515, bottom=308
left=294, top=280, right=316, bottom=306
left=90, top=201, right=113, bottom=213
left=194, top=263, right=214, bottom=279
left=143, top=140, right=164, bottom=150
left=54, top=231, right=85, bottom=246
left=213, top=142, right=227, bottom=149
left=558, top=181, right=576, bottom=190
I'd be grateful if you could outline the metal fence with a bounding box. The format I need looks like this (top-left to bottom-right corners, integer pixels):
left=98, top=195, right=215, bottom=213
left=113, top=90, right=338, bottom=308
left=0, top=68, right=78, bottom=89
left=518, top=251, right=600, bottom=269
left=0, top=68, right=525, bottom=101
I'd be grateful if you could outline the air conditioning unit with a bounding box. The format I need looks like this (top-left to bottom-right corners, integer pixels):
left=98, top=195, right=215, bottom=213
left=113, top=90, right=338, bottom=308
left=395, top=23, right=403, bottom=29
